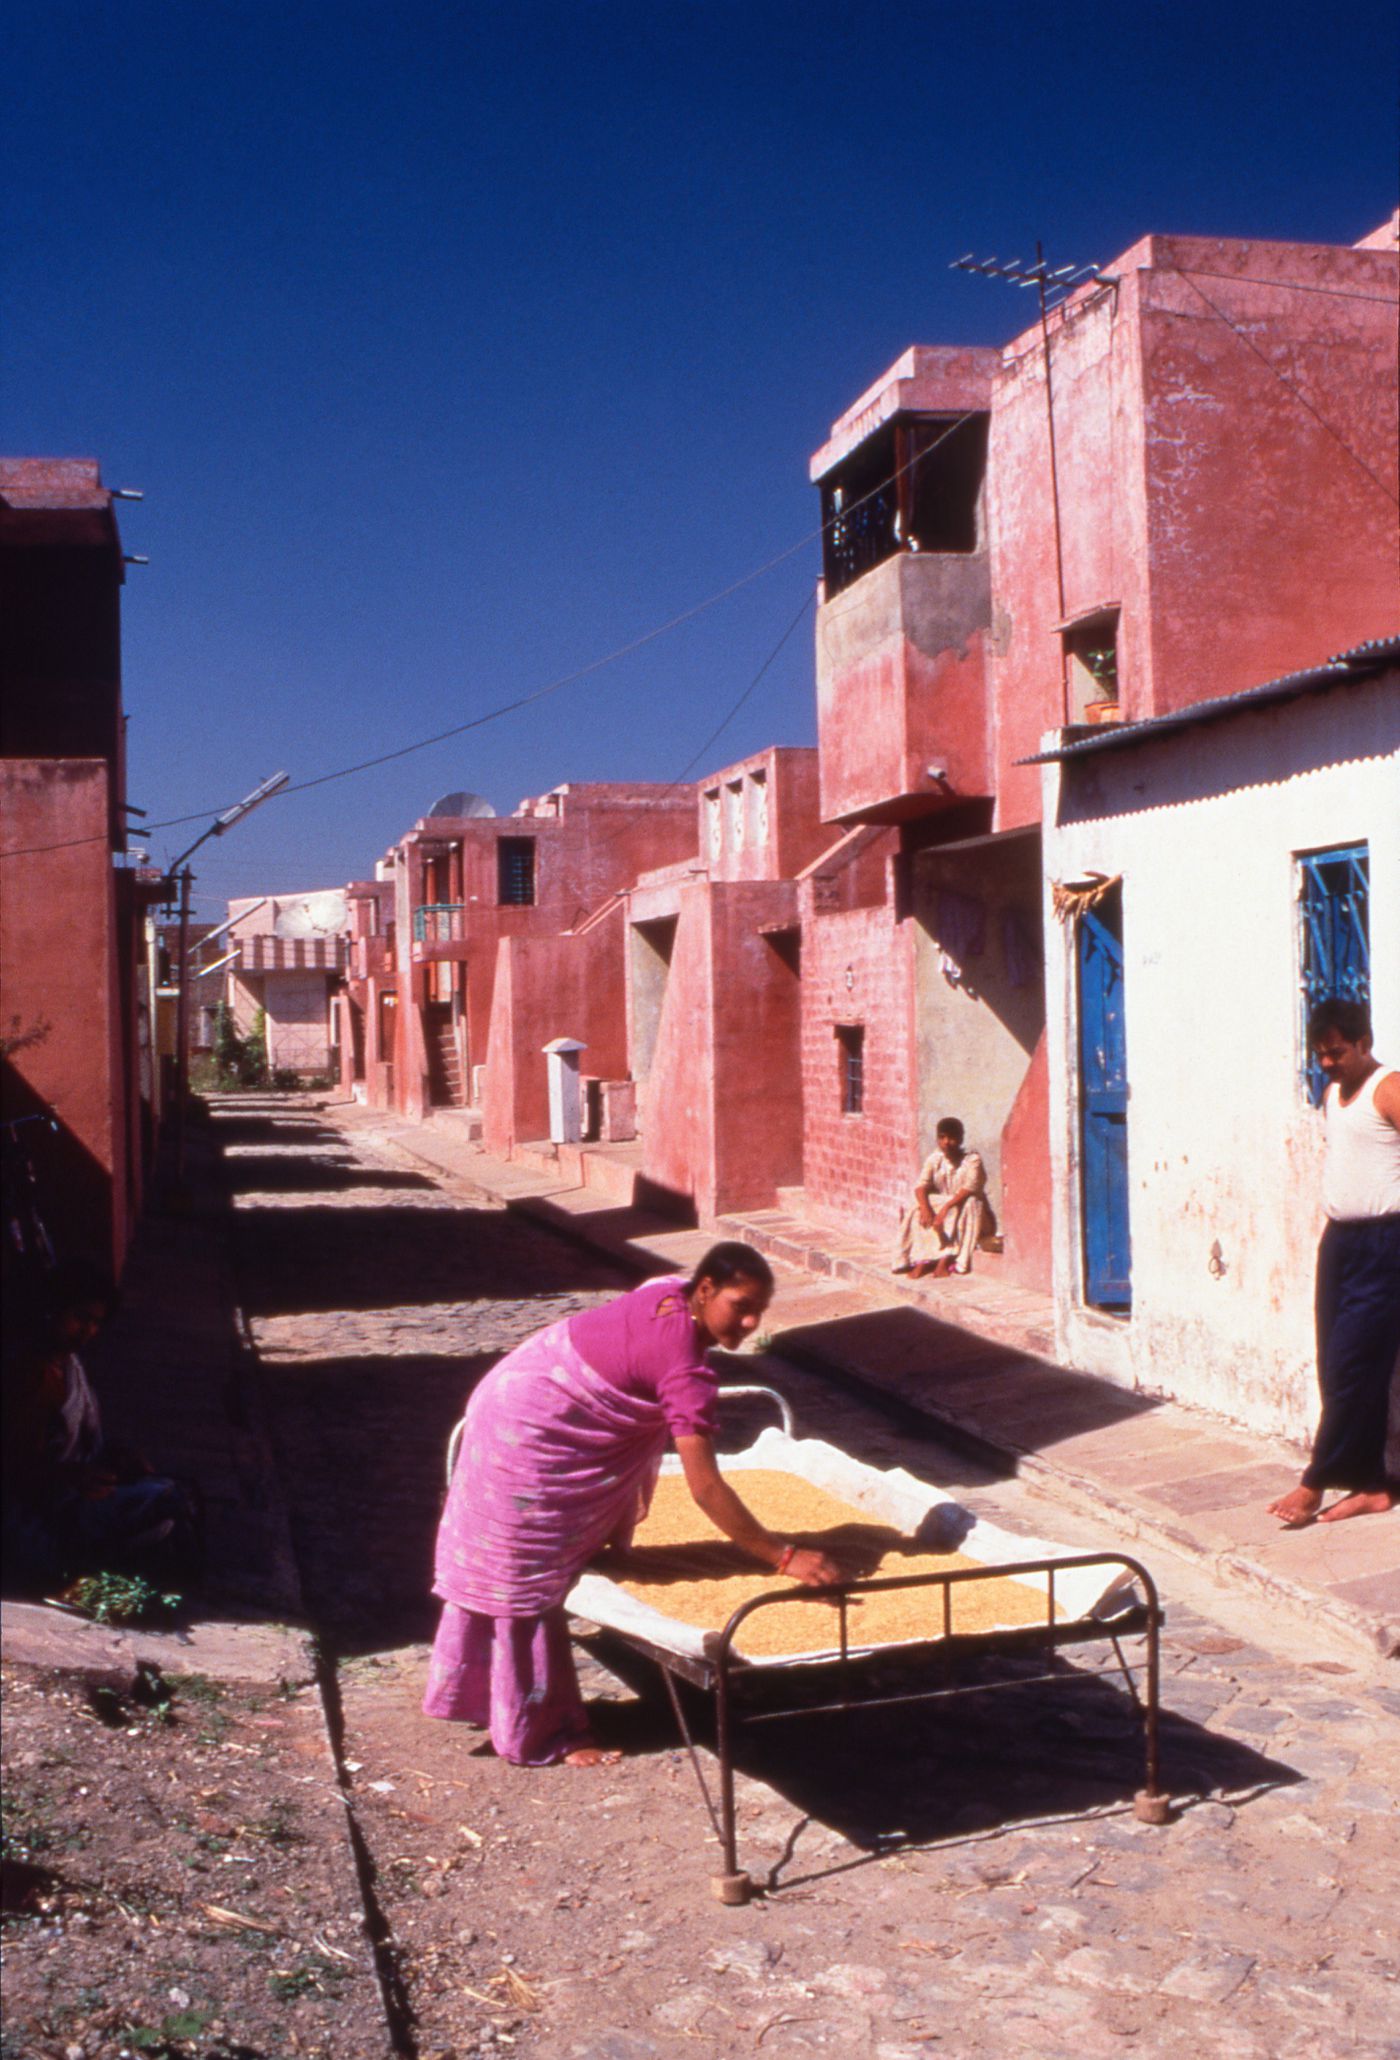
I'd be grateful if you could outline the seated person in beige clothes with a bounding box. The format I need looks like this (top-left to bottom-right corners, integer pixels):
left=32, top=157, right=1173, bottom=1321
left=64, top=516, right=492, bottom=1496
left=891, top=1118, right=992, bottom=1278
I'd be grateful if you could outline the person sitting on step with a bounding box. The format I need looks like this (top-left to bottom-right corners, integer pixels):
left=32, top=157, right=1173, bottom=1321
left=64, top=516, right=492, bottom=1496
left=891, top=1118, right=993, bottom=1279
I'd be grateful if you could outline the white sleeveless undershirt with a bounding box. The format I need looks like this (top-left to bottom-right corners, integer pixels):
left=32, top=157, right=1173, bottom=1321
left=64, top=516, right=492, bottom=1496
left=1323, top=1066, right=1400, bottom=1221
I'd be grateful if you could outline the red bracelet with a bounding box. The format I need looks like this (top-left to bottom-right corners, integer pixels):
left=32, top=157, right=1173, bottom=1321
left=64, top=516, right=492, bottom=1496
left=776, top=1543, right=796, bottom=1573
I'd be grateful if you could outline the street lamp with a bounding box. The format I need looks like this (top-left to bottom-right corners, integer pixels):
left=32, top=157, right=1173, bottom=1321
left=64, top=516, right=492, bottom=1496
left=166, top=773, right=289, bottom=1179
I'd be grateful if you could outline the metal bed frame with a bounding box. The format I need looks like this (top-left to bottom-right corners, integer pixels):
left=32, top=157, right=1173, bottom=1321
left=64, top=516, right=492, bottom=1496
left=446, top=1380, right=1168, bottom=1903
left=582, top=1546, right=1166, bottom=1904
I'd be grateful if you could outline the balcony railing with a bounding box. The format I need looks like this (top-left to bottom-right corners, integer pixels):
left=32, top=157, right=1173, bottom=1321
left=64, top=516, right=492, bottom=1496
left=412, top=903, right=466, bottom=946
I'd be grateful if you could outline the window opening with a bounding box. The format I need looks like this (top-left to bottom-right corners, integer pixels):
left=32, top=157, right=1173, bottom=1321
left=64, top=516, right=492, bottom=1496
left=1298, top=844, right=1370, bottom=1107
left=820, top=414, right=988, bottom=597
left=749, top=770, right=770, bottom=848
left=1062, top=610, right=1120, bottom=720
left=837, top=1025, right=865, bottom=1115
left=725, top=781, right=744, bottom=851
left=497, top=837, right=536, bottom=906
left=704, top=789, right=722, bottom=862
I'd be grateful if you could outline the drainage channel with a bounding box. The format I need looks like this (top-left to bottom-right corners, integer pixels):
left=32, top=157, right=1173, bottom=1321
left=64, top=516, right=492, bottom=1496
left=232, top=1305, right=418, bottom=2058
left=310, top=1636, right=419, bottom=2059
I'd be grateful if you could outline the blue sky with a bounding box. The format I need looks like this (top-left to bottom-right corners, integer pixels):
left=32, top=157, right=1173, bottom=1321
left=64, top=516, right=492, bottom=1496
left=5, top=1, right=1396, bottom=914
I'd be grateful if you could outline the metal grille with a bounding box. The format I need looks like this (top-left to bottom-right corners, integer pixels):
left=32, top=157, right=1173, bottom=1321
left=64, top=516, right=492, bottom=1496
left=838, top=1026, right=864, bottom=1115
left=498, top=838, right=536, bottom=907
left=1299, top=844, right=1370, bottom=1107
left=412, top=903, right=465, bottom=943
left=822, top=475, right=897, bottom=596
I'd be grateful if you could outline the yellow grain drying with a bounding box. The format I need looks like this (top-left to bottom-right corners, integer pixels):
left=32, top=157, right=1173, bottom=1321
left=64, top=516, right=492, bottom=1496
left=613, top=1471, right=1057, bottom=1658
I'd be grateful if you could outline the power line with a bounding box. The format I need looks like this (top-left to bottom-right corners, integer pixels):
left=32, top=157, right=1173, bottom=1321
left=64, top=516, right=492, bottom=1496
left=1164, top=266, right=1400, bottom=509
left=1, top=417, right=974, bottom=864
left=569, top=584, right=818, bottom=889
left=1176, top=266, right=1398, bottom=308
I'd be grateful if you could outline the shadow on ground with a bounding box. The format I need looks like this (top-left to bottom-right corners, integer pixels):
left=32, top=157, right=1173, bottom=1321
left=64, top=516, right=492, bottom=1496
left=252, top=1351, right=495, bottom=1652
left=577, top=1636, right=1301, bottom=1889
left=232, top=1200, right=635, bottom=1315
left=219, top=1151, right=441, bottom=1194
left=779, top=1302, right=1164, bottom=1459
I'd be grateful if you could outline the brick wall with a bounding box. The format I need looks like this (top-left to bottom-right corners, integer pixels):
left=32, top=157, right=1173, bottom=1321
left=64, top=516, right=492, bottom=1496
left=799, top=869, right=919, bottom=1244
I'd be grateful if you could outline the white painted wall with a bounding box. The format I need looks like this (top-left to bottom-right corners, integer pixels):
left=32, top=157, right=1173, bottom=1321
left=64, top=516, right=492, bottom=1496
left=1042, top=674, right=1400, bottom=1443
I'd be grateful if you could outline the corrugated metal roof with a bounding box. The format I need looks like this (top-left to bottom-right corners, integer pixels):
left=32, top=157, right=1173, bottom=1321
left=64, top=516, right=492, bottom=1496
left=1019, top=635, right=1400, bottom=765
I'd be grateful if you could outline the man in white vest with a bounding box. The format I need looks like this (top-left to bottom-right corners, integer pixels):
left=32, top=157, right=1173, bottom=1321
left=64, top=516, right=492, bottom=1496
left=1269, top=999, right=1400, bottom=1527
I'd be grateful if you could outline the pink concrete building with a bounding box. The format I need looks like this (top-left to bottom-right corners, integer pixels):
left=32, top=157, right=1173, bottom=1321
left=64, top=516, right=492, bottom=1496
left=332, top=213, right=1396, bottom=1295
left=623, top=747, right=828, bottom=1220
left=339, top=784, right=696, bottom=1135
left=224, top=892, right=349, bottom=1078
left=801, top=217, right=1398, bottom=1283
left=0, top=458, right=162, bottom=1276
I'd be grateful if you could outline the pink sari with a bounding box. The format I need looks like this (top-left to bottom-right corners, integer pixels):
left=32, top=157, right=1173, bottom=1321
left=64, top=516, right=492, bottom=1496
left=424, top=1316, right=679, bottom=1764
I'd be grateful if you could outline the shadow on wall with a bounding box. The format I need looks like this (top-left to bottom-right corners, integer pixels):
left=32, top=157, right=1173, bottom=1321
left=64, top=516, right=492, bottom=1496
left=1, top=1054, right=118, bottom=1276
left=910, top=844, right=1044, bottom=1060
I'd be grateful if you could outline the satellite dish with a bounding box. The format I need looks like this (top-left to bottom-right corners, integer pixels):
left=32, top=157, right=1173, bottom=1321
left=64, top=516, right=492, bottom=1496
left=273, top=890, right=349, bottom=938
left=429, top=789, right=496, bottom=819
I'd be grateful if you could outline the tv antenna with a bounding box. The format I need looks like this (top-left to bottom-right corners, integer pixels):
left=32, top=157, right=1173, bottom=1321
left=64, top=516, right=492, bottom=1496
left=950, top=241, right=1108, bottom=721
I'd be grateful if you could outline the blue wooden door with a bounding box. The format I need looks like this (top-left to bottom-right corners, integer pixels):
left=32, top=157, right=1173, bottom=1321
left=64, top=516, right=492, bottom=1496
left=1078, top=893, right=1131, bottom=1310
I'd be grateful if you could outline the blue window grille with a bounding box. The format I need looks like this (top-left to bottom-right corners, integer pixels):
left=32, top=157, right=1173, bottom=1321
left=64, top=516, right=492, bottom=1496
left=412, top=903, right=464, bottom=944
left=1298, top=844, right=1370, bottom=1107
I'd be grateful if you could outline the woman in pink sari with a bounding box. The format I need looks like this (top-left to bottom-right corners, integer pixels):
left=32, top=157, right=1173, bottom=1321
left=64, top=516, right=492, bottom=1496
left=424, top=1242, right=839, bottom=1766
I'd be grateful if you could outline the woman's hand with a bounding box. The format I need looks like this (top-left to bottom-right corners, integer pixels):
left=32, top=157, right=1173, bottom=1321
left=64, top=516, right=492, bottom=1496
left=675, top=1436, right=845, bottom=1591
left=784, top=1545, right=841, bottom=1587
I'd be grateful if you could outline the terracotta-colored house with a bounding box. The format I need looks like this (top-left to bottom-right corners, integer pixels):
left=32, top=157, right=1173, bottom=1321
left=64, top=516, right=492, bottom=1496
left=622, top=746, right=830, bottom=1220
left=224, top=892, right=349, bottom=1078
left=799, top=216, right=1399, bottom=1286
left=338, top=783, right=696, bottom=1133
left=333, top=213, right=1396, bottom=1308
left=0, top=458, right=162, bottom=1276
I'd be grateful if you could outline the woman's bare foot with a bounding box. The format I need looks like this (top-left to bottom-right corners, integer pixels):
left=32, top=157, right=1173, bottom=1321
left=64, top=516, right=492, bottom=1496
left=1319, top=1489, right=1396, bottom=1523
left=562, top=1743, right=622, bottom=1767
left=1267, top=1483, right=1322, bottom=1528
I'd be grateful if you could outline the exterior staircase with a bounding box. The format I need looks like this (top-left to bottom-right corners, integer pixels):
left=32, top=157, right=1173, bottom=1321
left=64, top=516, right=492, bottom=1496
left=423, top=1005, right=465, bottom=1108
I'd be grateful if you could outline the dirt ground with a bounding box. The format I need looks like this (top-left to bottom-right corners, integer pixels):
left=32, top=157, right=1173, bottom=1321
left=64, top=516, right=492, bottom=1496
left=331, top=1614, right=1400, bottom=2060
left=0, top=1657, right=380, bottom=2060
left=6, top=1098, right=1398, bottom=2060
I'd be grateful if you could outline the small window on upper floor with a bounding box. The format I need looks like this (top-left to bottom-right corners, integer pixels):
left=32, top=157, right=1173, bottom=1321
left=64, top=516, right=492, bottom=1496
left=726, top=780, right=744, bottom=850
left=704, top=789, right=722, bottom=863
left=498, top=837, right=536, bottom=907
left=1061, top=609, right=1120, bottom=721
left=837, top=1024, right=865, bottom=1115
left=748, top=769, right=769, bottom=848
left=1298, top=843, right=1370, bottom=1107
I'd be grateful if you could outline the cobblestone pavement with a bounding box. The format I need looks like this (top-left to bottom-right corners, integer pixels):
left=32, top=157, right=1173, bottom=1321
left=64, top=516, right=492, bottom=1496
left=225, top=1103, right=632, bottom=1653
left=222, top=1101, right=1400, bottom=2060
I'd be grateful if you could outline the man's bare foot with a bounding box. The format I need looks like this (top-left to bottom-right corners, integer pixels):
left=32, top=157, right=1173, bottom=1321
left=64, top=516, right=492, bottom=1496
left=562, top=1743, right=622, bottom=1767
left=1267, top=1484, right=1322, bottom=1528
left=1319, top=1489, right=1396, bottom=1524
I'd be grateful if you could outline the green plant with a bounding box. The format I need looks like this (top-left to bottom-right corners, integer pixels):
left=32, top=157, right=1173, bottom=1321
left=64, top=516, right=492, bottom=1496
left=1081, top=646, right=1118, bottom=694
left=207, top=1000, right=269, bottom=1089
left=57, top=1571, right=182, bottom=1625
left=171, top=1672, right=225, bottom=1705
left=124, top=2006, right=210, bottom=2049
